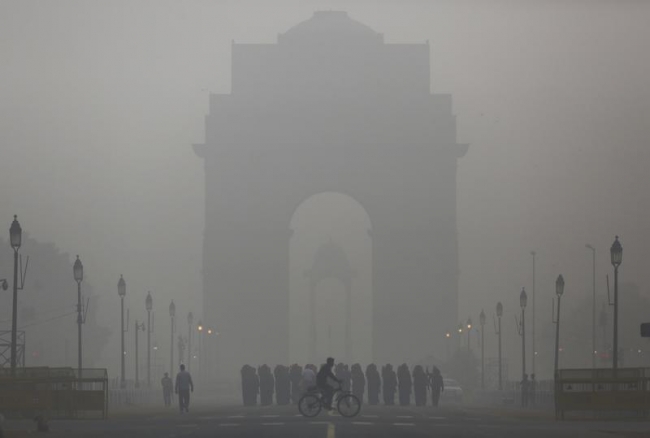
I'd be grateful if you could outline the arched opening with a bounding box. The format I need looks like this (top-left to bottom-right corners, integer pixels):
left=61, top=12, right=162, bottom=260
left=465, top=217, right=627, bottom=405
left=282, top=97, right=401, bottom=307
left=289, top=192, right=372, bottom=365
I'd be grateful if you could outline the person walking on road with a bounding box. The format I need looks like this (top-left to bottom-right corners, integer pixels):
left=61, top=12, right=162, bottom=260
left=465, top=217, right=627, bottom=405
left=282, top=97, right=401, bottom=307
left=161, top=372, right=173, bottom=407
left=175, top=364, right=194, bottom=413
left=429, top=366, right=444, bottom=407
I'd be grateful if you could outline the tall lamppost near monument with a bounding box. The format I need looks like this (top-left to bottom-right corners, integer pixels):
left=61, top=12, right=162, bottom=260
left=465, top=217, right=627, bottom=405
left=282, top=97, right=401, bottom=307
left=445, top=331, right=451, bottom=361
left=9, top=215, right=22, bottom=375
left=134, top=320, right=145, bottom=387
left=466, top=318, right=472, bottom=354
left=187, top=312, right=194, bottom=370
left=457, top=324, right=463, bottom=351
left=610, top=236, right=623, bottom=371
left=197, top=321, right=203, bottom=380
left=586, top=244, right=596, bottom=369
left=496, top=302, right=503, bottom=390
left=478, top=309, right=485, bottom=389
left=73, top=255, right=84, bottom=375
left=553, top=274, right=565, bottom=375
left=169, top=300, right=176, bottom=373
left=118, top=275, right=127, bottom=388
left=517, top=288, right=528, bottom=380
left=145, top=291, right=153, bottom=387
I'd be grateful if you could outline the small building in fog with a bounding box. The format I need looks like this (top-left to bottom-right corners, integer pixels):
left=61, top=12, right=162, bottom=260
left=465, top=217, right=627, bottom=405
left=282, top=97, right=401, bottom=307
left=194, top=11, right=467, bottom=377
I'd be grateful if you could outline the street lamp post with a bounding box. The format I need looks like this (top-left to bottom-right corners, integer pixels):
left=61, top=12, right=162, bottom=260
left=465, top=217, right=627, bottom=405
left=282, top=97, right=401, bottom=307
left=187, top=312, right=193, bottom=370
left=479, top=309, right=485, bottom=390
left=610, top=236, right=623, bottom=371
left=118, top=275, right=126, bottom=387
left=9, top=215, right=22, bottom=375
left=457, top=324, right=463, bottom=352
left=197, top=321, right=203, bottom=380
left=134, top=320, right=145, bottom=387
left=553, top=275, right=565, bottom=375
left=586, top=244, right=596, bottom=369
left=496, top=302, right=503, bottom=390
left=445, top=331, right=451, bottom=361
left=73, top=255, right=84, bottom=375
left=530, top=251, right=536, bottom=376
left=518, top=288, right=528, bottom=380
left=169, top=300, right=176, bottom=374
left=145, top=292, right=153, bottom=387
left=466, top=318, right=472, bottom=354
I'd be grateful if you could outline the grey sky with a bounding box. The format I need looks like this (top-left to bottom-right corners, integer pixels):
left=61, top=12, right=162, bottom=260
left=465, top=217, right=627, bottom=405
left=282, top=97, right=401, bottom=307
left=1, top=0, right=648, bottom=373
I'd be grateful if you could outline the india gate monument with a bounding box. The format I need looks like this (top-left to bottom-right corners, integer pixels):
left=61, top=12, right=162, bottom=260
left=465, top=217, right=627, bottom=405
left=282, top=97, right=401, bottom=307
left=194, top=11, right=467, bottom=377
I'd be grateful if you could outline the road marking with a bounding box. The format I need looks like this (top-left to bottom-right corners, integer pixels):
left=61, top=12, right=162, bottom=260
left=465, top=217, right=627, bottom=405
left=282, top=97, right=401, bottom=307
left=352, top=421, right=374, bottom=425
left=219, top=423, right=239, bottom=427
left=396, top=415, right=414, bottom=418
left=227, top=415, right=245, bottom=418
left=309, top=421, right=329, bottom=425
left=261, top=414, right=280, bottom=418
left=262, top=422, right=284, bottom=426
left=327, top=422, right=336, bottom=438
left=393, top=422, right=415, bottom=426
left=429, top=416, right=446, bottom=420
left=362, top=414, right=379, bottom=418
left=294, top=414, right=303, bottom=417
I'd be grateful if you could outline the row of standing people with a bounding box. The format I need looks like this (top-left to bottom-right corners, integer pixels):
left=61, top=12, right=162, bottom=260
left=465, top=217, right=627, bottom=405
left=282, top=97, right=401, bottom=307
left=240, top=363, right=444, bottom=407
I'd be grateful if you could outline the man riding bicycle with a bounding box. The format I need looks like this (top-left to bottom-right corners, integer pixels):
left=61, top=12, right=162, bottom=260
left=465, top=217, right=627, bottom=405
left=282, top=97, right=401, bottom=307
left=316, top=357, right=342, bottom=410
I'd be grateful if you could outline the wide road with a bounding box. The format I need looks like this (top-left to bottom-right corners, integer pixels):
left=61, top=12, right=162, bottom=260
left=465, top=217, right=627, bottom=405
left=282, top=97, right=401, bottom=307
left=3, top=403, right=648, bottom=437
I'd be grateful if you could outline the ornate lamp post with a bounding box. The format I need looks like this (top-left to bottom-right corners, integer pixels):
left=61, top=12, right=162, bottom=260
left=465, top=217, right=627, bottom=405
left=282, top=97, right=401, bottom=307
left=610, top=236, right=622, bottom=371
left=73, top=255, right=84, bottom=375
left=134, top=320, right=145, bottom=387
left=187, top=312, right=194, bottom=370
left=478, top=309, right=485, bottom=389
left=457, top=323, right=463, bottom=351
left=496, top=302, right=503, bottom=390
left=118, top=275, right=126, bottom=388
left=197, top=321, right=203, bottom=379
left=169, top=300, right=176, bottom=373
left=145, top=291, right=153, bottom=387
left=530, top=250, right=536, bottom=376
left=466, top=318, right=472, bottom=354
left=518, top=288, right=528, bottom=380
left=445, top=331, right=451, bottom=361
left=553, top=274, right=565, bottom=375
left=9, top=215, right=22, bottom=375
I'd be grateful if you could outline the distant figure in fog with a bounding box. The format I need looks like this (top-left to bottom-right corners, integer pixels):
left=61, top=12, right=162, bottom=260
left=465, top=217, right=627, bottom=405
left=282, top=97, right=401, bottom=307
left=351, top=363, right=366, bottom=404
left=161, top=372, right=173, bottom=407
left=366, top=364, right=381, bottom=405
left=342, top=364, right=352, bottom=392
left=258, top=364, right=275, bottom=406
left=382, top=364, right=397, bottom=405
left=240, top=365, right=259, bottom=406
left=412, top=365, right=428, bottom=406
left=175, top=364, right=194, bottom=413
left=274, top=365, right=291, bottom=405
left=529, top=374, right=536, bottom=407
left=397, top=363, right=412, bottom=406
left=521, top=374, right=529, bottom=408
left=289, top=364, right=303, bottom=403
left=335, top=363, right=345, bottom=388
left=429, top=366, right=444, bottom=407
left=302, top=364, right=317, bottom=393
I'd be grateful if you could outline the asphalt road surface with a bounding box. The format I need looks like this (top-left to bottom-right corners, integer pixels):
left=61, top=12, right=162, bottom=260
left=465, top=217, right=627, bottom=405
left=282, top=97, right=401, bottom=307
left=3, top=403, right=649, bottom=437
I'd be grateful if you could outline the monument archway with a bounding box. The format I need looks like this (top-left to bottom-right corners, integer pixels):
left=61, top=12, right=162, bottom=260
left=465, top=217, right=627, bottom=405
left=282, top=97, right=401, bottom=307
left=288, top=192, right=372, bottom=365
left=194, top=11, right=467, bottom=378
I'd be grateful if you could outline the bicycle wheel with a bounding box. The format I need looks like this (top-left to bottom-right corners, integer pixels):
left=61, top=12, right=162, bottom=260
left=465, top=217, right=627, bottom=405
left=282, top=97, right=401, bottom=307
left=336, top=393, right=361, bottom=418
left=298, top=393, right=322, bottom=417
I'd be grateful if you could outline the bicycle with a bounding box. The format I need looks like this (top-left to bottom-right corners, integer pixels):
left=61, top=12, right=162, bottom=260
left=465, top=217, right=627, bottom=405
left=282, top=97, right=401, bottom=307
left=298, top=385, right=361, bottom=418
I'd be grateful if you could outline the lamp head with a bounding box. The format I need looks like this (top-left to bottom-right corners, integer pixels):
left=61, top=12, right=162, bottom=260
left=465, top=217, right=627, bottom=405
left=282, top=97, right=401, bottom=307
left=479, top=309, right=486, bottom=325
left=73, top=255, right=83, bottom=283
left=520, top=287, right=528, bottom=309
left=556, top=274, right=565, bottom=297
left=9, top=215, right=22, bottom=250
left=117, top=275, right=126, bottom=297
left=496, top=302, right=503, bottom=317
left=169, top=300, right=176, bottom=318
left=145, top=291, right=153, bottom=311
left=610, top=236, right=622, bottom=267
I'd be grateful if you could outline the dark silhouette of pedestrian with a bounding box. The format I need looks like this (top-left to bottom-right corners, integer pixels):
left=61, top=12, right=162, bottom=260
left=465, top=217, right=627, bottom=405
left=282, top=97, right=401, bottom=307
left=397, top=363, right=412, bottom=406
left=521, top=374, right=530, bottom=407
left=351, top=363, right=366, bottom=404
left=382, top=364, right=397, bottom=405
left=240, top=365, right=259, bottom=406
left=175, top=364, right=194, bottom=413
left=342, top=364, right=352, bottom=392
left=366, top=364, right=381, bottom=405
left=161, top=372, right=173, bottom=407
left=429, top=366, right=444, bottom=407
left=258, top=364, right=274, bottom=406
left=289, top=364, right=303, bottom=403
left=412, top=365, right=428, bottom=406
left=274, top=365, right=291, bottom=405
